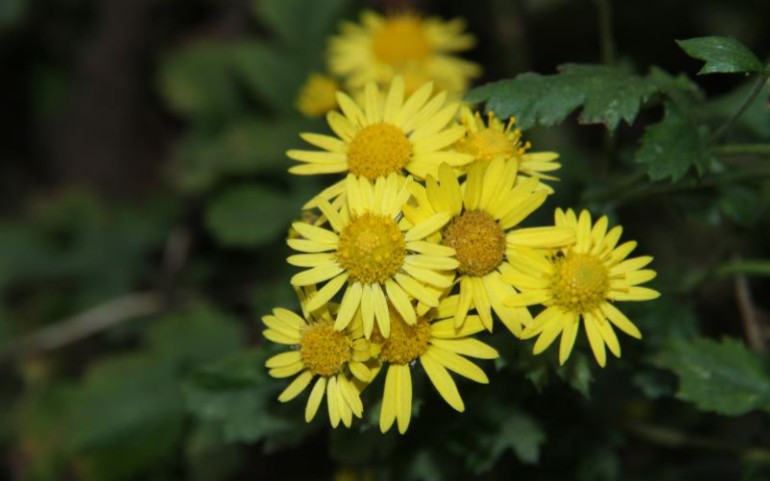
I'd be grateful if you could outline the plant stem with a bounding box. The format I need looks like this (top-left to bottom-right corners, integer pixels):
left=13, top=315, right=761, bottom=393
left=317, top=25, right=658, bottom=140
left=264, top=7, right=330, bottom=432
left=709, top=68, right=770, bottom=142
left=613, top=166, right=770, bottom=206
left=717, top=260, right=770, bottom=277
left=713, top=143, right=770, bottom=156
left=592, top=0, right=616, bottom=65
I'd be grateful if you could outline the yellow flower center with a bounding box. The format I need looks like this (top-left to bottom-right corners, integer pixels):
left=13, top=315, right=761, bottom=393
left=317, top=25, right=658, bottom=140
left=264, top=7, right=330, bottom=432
left=459, top=128, right=517, bottom=162
left=550, top=252, right=610, bottom=314
left=347, top=122, right=412, bottom=180
left=300, top=320, right=352, bottom=377
left=372, top=16, right=431, bottom=65
left=443, top=210, right=506, bottom=277
left=337, top=213, right=406, bottom=284
left=376, top=313, right=431, bottom=364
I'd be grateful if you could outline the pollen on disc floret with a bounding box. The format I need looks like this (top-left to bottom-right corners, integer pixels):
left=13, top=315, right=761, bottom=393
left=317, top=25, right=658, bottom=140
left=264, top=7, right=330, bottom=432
left=300, top=319, right=353, bottom=377
left=336, top=212, right=407, bottom=284
left=346, top=122, right=412, bottom=180
left=442, top=209, right=506, bottom=277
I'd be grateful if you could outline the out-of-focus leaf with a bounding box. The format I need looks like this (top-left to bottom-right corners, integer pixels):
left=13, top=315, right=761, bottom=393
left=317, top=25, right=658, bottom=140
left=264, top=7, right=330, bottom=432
left=0, top=0, right=28, bottom=29
left=407, top=450, right=445, bottom=481
left=183, top=349, right=315, bottom=448
left=46, top=306, right=243, bottom=481
left=702, top=80, right=770, bottom=139
left=148, top=306, right=243, bottom=370
left=556, top=352, right=593, bottom=398
left=636, top=104, right=713, bottom=181
left=159, top=41, right=243, bottom=122
left=186, top=423, right=243, bottom=481
left=172, top=117, right=315, bottom=193
left=204, top=184, right=296, bottom=248
left=231, top=41, right=304, bottom=114
left=718, top=185, right=765, bottom=226
left=655, top=337, right=770, bottom=415
left=254, top=0, right=351, bottom=65
left=465, top=64, right=658, bottom=131
left=676, top=36, right=765, bottom=75
left=465, top=409, right=545, bottom=470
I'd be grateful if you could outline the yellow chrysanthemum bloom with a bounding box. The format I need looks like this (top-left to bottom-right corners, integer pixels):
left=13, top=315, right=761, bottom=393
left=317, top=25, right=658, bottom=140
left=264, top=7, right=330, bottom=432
left=373, top=295, right=499, bottom=434
left=296, top=73, right=341, bottom=118
left=455, top=107, right=561, bottom=192
left=328, top=10, right=481, bottom=96
left=287, top=77, right=472, bottom=207
left=504, top=209, right=660, bottom=367
left=403, top=160, right=575, bottom=335
left=287, top=174, right=459, bottom=339
left=262, top=303, right=371, bottom=428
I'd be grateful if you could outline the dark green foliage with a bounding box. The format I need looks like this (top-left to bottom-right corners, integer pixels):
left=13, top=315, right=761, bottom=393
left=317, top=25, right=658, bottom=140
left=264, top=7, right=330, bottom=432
left=676, top=36, right=766, bottom=75
left=635, top=104, right=713, bottom=181
left=204, top=184, right=297, bottom=247
left=465, top=64, right=659, bottom=131
left=656, top=337, right=770, bottom=415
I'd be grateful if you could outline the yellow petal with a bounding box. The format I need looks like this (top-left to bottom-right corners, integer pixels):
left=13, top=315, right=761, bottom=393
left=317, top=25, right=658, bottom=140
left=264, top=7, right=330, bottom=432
left=278, top=370, right=314, bottom=402
left=305, top=377, right=327, bottom=422
left=396, top=364, right=413, bottom=434
left=421, top=351, right=464, bottom=412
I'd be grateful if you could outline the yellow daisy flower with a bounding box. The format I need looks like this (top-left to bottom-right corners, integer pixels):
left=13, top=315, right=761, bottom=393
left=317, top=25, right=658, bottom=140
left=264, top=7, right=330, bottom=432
left=373, top=295, right=499, bottom=434
left=328, top=10, right=481, bottom=96
left=403, top=160, right=575, bottom=335
left=287, top=173, right=459, bottom=339
left=287, top=77, right=472, bottom=207
left=296, top=73, right=341, bottom=118
left=455, top=106, right=561, bottom=192
left=262, top=302, right=372, bottom=428
left=504, top=209, right=661, bottom=367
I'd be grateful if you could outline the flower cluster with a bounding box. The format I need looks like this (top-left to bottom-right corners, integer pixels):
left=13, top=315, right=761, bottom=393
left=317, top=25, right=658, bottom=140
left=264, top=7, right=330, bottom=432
left=262, top=11, right=660, bottom=434
left=295, top=10, right=481, bottom=118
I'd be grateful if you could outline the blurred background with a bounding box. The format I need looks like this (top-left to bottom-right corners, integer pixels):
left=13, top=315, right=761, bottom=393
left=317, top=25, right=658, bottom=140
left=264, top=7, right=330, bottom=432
left=1, top=0, right=769, bottom=480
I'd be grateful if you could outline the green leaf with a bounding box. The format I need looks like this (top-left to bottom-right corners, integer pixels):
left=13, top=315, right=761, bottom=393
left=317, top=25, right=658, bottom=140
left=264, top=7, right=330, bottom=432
left=158, top=41, right=243, bottom=123
left=465, top=64, right=658, bottom=131
left=466, top=410, right=545, bottom=470
left=676, top=36, right=765, bottom=75
left=204, top=184, right=296, bottom=248
left=702, top=80, right=770, bottom=139
left=172, top=117, right=315, bottom=193
left=254, top=0, right=351, bottom=61
left=183, top=350, right=315, bottom=447
left=635, top=104, right=713, bottom=181
left=656, top=337, right=770, bottom=415
left=718, top=185, right=765, bottom=226
left=231, top=41, right=305, bottom=114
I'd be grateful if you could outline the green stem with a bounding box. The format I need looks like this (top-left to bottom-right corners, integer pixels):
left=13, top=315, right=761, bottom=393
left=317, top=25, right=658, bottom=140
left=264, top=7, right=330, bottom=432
left=592, top=0, right=616, bottom=65
left=613, top=166, right=770, bottom=206
left=713, top=143, right=770, bottom=156
left=709, top=68, right=770, bottom=142
left=716, top=260, right=770, bottom=277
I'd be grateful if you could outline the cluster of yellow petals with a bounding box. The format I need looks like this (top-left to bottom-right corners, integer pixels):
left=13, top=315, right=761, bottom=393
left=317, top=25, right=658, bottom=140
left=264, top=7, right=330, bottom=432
left=262, top=7, right=660, bottom=435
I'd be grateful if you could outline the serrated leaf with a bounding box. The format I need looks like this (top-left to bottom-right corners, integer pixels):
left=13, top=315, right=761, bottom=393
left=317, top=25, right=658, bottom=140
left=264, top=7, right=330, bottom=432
left=677, top=36, right=765, bottom=75
left=466, top=410, right=545, bottom=470
left=465, top=64, right=658, bottom=131
left=205, top=184, right=296, bottom=247
left=636, top=104, right=712, bottom=181
left=183, top=349, right=315, bottom=447
left=656, top=337, right=770, bottom=415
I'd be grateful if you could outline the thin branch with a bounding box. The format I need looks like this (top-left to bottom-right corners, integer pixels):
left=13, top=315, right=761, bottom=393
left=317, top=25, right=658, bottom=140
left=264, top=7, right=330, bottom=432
left=0, top=292, right=164, bottom=361
left=592, top=0, right=616, bottom=65
left=709, top=69, right=770, bottom=143
left=733, top=259, right=767, bottom=353
left=713, top=143, right=770, bottom=156
left=624, top=421, right=770, bottom=463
